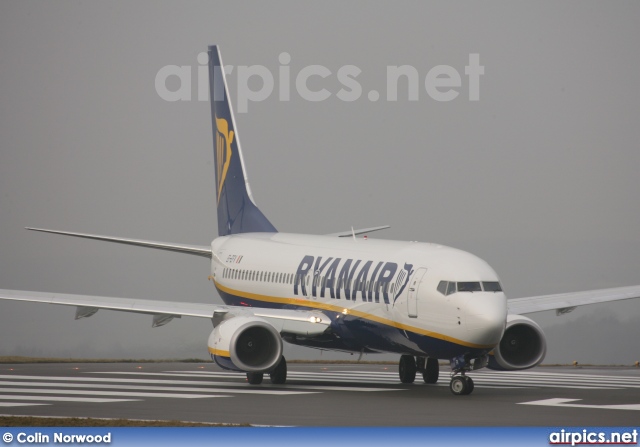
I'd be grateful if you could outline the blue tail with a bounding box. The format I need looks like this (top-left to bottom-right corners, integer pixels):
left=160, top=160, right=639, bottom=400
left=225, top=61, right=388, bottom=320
left=208, top=45, right=277, bottom=237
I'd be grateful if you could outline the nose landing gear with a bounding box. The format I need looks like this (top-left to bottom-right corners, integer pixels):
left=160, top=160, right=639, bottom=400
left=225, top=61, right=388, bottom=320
left=448, top=353, right=487, bottom=395
left=449, top=374, right=474, bottom=395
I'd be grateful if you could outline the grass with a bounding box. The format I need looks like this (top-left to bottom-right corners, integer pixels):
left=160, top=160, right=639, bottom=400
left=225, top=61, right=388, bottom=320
left=0, top=416, right=246, bottom=427
left=0, top=356, right=208, bottom=364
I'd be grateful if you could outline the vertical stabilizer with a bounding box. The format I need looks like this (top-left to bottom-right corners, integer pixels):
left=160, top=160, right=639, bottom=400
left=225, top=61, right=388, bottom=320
left=208, top=45, right=277, bottom=237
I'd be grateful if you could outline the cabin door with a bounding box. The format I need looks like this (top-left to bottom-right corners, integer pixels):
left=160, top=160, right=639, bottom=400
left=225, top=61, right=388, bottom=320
left=407, top=268, right=427, bottom=318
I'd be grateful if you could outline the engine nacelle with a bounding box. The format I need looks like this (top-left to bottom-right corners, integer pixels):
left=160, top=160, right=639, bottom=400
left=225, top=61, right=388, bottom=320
left=207, top=316, right=283, bottom=373
left=487, top=314, right=547, bottom=371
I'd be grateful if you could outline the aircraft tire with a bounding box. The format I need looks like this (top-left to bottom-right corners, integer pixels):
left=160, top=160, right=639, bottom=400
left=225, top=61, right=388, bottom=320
left=247, top=372, right=264, bottom=385
left=270, top=356, right=287, bottom=384
left=399, top=355, right=417, bottom=383
left=423, top=357, right=439, bottom=384
left=463, top=376, right=474, bottom=394
left=449, top=376, right=467, bottom=395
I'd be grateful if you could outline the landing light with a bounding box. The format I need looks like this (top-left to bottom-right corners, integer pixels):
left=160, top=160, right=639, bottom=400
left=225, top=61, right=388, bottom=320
left=309, top=316, right=322, bottom=323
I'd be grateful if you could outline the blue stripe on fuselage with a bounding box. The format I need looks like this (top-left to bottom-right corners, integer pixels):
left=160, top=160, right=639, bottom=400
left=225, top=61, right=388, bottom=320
left=215, top=286, right=489, bottom=360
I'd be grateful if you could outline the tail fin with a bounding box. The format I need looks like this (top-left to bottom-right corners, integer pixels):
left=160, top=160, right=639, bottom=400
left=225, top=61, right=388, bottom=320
left=208, top=45, right=277, bottom=237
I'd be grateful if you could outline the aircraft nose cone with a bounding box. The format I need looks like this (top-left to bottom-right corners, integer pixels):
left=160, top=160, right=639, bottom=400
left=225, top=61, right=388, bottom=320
left=464, top=293, right=507, bottom=346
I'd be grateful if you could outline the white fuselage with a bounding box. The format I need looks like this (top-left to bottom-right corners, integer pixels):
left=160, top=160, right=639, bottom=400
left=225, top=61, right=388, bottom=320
left=210, top=233, right=507, bottom=359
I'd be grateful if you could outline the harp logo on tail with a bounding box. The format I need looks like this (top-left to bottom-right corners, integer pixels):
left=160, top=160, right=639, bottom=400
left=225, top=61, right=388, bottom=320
left=215, top=116, right=234, bottom=205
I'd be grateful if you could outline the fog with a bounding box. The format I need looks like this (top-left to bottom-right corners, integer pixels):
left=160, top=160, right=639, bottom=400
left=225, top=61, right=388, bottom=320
left=1, top=1, right=639, bottom=365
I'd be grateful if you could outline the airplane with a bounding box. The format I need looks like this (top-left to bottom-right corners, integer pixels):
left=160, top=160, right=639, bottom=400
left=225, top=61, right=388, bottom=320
left=2, top=45, right=640, bottom=396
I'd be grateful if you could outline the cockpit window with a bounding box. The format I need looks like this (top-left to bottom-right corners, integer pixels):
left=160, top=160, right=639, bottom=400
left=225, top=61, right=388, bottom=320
left=482, top=281, right=503, bottom=292
left=438, top=281, right=458, bottom=296
left=437, top=280, right=503, bottom=295
left=457, top=281, right=482, bottom=292
left=446, top=281, right=457, bottom=295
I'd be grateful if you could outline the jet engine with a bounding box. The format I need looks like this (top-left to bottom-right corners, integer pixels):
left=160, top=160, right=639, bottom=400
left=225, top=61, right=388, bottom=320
left=487, top=314, right=547, bottom=371
left=207, top=316, right=283, bottom=372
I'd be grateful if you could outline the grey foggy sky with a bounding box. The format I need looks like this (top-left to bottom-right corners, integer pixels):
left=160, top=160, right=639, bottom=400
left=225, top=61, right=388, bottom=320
left=1, top=1, right=639, bottom=364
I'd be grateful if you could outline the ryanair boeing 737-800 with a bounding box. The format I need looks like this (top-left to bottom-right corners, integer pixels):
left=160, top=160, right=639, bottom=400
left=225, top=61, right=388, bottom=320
left=2, top=46, right=639, bottom=395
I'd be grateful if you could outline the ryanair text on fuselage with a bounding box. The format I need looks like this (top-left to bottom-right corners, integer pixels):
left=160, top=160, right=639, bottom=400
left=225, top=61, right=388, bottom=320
left=293, top=255, right=414, bottom=304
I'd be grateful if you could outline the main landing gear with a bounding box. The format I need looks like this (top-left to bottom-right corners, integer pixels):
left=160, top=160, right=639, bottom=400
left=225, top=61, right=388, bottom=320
left=398, top=355, right=440, bottom=384
left=246, top=356, right=287, bottom=385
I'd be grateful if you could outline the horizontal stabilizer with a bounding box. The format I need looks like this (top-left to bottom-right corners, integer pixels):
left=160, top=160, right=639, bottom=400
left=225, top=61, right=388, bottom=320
left=26, top=227, right=212, bottom=258
left=327, top=225, right=391, bottom=238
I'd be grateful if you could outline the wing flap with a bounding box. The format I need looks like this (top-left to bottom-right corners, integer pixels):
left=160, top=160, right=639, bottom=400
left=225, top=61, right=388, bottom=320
left=507, top=285, right=640, bottom=315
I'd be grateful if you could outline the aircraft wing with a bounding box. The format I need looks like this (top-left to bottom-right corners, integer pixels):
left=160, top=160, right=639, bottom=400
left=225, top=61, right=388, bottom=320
left=507, top=285, right=640, bottom=316
left=25, top=228, right=212, bottom=258
left=0, top=289, right=330, bottom=335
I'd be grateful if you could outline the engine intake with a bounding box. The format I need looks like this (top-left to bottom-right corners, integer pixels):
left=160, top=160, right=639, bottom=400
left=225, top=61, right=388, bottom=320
left=488, top=314, right=546, bottom=371
left=208, top=316, right=283, bottom=372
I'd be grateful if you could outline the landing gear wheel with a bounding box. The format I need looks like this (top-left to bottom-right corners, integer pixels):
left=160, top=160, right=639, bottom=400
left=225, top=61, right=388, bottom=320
left=246, top=372, right=263, bottom=385
left=449, top=376, right=466, bottom=395
left=399, top=355, right=417, bottom=383
left=449, top=375, right=474, bottom=395
left=463, top=376, right=474, bottom=394
left=423, top=357, right=439, bottom=384
left=270, top=356, right=287, bottom=384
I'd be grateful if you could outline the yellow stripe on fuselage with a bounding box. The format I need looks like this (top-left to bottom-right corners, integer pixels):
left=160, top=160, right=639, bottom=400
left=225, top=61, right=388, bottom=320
left=214, top=280, right=493, bottom=350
